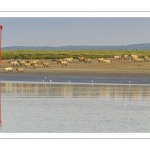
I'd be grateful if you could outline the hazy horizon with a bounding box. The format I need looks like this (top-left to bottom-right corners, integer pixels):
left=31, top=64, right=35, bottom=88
left=1, top=17, right=150, bottom=47
left=2, top=42, right=150, bottom=48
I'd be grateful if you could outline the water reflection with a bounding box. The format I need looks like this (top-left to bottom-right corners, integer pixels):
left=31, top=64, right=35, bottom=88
left=2, top=82, right=150, bottom=100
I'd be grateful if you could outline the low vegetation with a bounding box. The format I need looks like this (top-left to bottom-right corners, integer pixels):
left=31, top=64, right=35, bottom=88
left=2, top=50, right=150, bottom=60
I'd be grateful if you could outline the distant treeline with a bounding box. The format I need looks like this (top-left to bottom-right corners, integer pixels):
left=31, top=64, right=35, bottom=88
left=2, top=43, right=150, bottom=50
left=2, top=50, right=150, bottom=60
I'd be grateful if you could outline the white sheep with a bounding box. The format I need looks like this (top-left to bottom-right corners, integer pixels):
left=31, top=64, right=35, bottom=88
left=144, top=56, right=148, bottom=61
left=113, top=55, right=122, bottom=60
left=60, top=60, right=67, bottom=66
left=9, top=61, right=18, bottom=67
left=4, top=67, right=13, bottom=73
left=97, top=58, right=104, bottom=63
left=123, top=54, right=129, bottom=60
left=64, top=58, right=73, bottom=63
left=103, top=59, right=110, bottom=64
left=84, top=58, right=91, bottom=63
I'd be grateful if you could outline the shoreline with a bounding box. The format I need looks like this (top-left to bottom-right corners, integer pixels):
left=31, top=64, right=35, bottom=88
left=2, top=80, right=150, bottom=86
left=0, top=58, right=150, bottom=76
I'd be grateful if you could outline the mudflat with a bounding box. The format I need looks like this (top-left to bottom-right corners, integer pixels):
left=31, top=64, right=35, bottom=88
left=0, top=58, right=150, bottom=76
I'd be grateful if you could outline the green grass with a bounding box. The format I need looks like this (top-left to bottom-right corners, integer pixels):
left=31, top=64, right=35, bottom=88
left=2, top=49, right=150, bottom=60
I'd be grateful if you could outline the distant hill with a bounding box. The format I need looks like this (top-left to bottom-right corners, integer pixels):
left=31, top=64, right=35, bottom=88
left=2, top=43, right=150, bottom=50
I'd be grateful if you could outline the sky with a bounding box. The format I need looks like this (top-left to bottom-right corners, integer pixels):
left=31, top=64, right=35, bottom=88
left=1, top=17, right=150, bottom=47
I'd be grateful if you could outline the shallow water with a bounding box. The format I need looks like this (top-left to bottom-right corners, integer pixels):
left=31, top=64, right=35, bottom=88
left=0, top=73, right=150, bottom=84
left=0, top=82, right=150, bottom=132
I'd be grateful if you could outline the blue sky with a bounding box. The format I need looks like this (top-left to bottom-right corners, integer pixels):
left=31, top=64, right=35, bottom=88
left=1, top=17, right=150, bottom=47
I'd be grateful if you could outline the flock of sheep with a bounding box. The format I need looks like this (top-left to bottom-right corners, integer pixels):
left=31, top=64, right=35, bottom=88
left=4, top=58, right=73, bottom=73
left=113, top=54, right=149, bottom=62
left=98, top=54, right=149, bottom=64
left=3, top=54, right=149, bottom=73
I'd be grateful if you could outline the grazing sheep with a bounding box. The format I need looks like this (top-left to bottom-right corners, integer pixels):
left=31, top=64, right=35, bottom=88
left=133, top=57, right=138, bottom=62
left=30, top=59, right=39, bottom=65
left=130, top=55, right=138, bottom=61
left=17, top=60, right=26, bottom=66
left=24, top=62, right=31, bottom=68
left=137, top=58, right=143, bottom=62
left=9, top=61, right=18, bottom=67
left=103, top=59, right=110, bottom=64
left=25, top=60, right=30, bottom=63
left=60, top=60, right=67, bottom=66
left=64, top=58, right=73, bottom=63
left=113, top=55, right=122, bottom=60
left=30, top=60, right=37, bottom=66
left=78, top=57, right=85, bottom=62
left=4, top=67, right=13, bottom=73
left=144, top=56, right=148, bottom=61
left=123, top=54, right=129, bottom=60
left=41, top=62, right=50, bottom=68
left=56, top=59, right=63, bottom=64
left=133, top=57, right=143, bottom=63
left=113, top=56, right=117, bottom=60
left=16, top=68, right=23, bottom=73
left=33, top=63, right=38, bottom=68
left=35, top=59, right=39, bottom=64
left=84, top=58, right=91, bottom=63
left=97, top=58, right=104, bottom=63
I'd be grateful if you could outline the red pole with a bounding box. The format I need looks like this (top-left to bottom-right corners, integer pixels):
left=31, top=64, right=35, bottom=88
left=0, top=25, right=2, bottom=65
left=0, top=25, right=2, bottom=126
left=0, top=81, right=1, bottom=126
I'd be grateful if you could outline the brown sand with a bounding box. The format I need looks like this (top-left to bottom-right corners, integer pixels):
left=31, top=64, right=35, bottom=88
left=0, top=58, right=150, bottom=75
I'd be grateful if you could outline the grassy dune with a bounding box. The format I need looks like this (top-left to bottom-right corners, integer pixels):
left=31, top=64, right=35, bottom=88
left=2, top=50, right=150, bottom=59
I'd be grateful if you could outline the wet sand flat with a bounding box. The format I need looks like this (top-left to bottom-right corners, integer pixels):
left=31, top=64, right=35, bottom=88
left=0, top=58, right=150, bottom=76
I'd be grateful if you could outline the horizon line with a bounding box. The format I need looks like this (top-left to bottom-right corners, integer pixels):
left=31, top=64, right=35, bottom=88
left=2, top=42, right=150, bottom=48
